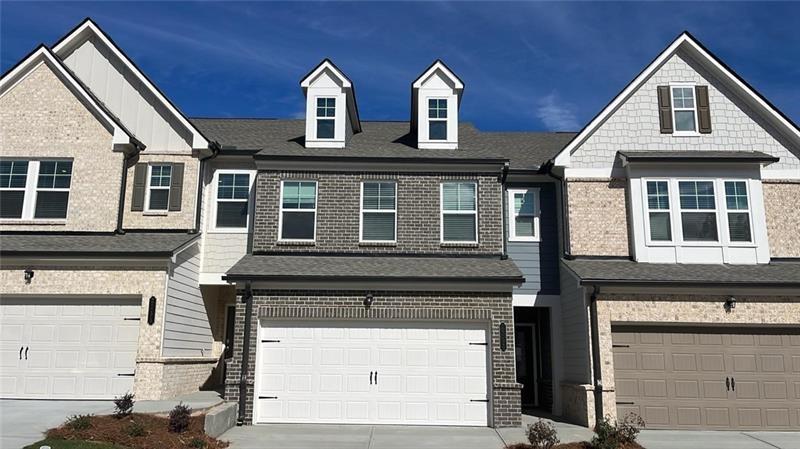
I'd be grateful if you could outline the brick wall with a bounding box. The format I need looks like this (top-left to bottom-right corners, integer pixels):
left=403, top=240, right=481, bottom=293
left=252, top=172, right=503, bottom=255
left=224, top=290, right=521, bottom=427
left=566, top=179, right=630, bottom=257
left=763, top=180, right=800, bottom=258
left=135, top=359, right=218, bottom=400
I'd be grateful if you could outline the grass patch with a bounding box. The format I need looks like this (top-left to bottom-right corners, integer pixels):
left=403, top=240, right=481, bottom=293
left=23, top=439, right=128, bottom=449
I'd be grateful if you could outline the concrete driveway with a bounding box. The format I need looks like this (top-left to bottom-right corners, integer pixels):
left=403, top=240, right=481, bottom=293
left=0, top=399, right=113, bottom=448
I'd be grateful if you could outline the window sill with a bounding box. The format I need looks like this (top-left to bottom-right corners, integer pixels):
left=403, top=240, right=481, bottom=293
left=672, top=131, right=701, bottom=137
left=508, top=237, right=540, bottom=243
left=143, top=211, right=169, bottom=216
left=208, top=228, right=249, bottom=234
left=276, top=240, right=315, bottom=246
left=359, top=241, right=397, bottom=247
left=440, top=242, right=479, bottom=248
left=0, top=219, right=66, bottom=225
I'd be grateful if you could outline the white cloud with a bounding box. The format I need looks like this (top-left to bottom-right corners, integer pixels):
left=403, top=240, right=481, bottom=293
left=535, top=92, right=580, bottom=131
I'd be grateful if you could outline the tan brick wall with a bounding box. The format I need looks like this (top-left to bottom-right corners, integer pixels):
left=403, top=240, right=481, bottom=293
left=0, top=62, right=120, bottom=232
left=122, top=153, right=200, bottom=230
left=763, top=181, right=800, bottom=258
left=567, top=179, right=630, bottom=257
left=594, top=294, right=800, bottom=422
left=134, top=359, right=218, bottom=400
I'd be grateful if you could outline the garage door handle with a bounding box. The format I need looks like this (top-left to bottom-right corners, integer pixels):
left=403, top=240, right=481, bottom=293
left=731, top=377, right=735, bottom=391
left=24, top=346, right=28, bottom=360
left=375, top=371, right=377, bottom=385
left=370, top=371, right=373, bottom=385
left=470, top=399, right=489, bottom=403
left=725, top=377, right=730, bottom=391
left=19, top=346, right=23, bottom=360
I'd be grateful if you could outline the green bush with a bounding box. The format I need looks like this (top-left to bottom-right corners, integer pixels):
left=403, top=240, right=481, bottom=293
left=591, top=412, right=645, bottom=449
left=64, top=414, right=92, bottom=431
left=113, top=392, right=135, bottom=418
left=168, top=402, right=192, bottom=433
left=125, top=420, right=146, bottom=437
left=189, top=437, right=207, bottom=448
left=526, top=418, right=560, bottom=449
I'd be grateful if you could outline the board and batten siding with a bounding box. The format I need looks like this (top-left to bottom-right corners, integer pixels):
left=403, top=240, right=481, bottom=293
left=163, top=243, right=213, bottom=357
left=559, top=263, right=591, bottom=384
left=506, top=182, right=560, bottom=295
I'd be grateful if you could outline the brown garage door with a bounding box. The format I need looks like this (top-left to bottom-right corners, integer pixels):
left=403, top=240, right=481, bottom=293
left=612, top=326, right=800, bottom=430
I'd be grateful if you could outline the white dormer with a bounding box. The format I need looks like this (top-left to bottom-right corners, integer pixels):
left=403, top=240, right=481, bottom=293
left=300, top=59, right=361, bottom=149
left=411, top=60, right=464, bottom=150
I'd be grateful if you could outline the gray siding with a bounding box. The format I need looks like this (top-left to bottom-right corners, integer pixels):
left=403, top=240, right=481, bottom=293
left=559, top=262, right=590, bottom=383
left=163, top=243, right=213, bottom=357
left=506, top=182, right=560, bottom=295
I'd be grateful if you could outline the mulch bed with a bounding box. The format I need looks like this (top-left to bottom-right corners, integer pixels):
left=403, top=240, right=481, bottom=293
left=507, top=442, right=645, bottom=449
left=46, top=413, right=229, bottom=449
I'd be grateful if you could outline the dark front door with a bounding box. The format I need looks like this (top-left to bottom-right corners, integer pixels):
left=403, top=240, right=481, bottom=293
left=224, top=305, right=236, bottom=360
left=515, top=324, right=537, bottom=408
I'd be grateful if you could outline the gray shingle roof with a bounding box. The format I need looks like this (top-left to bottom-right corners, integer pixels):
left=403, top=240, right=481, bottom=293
left=562, top=258, right=800, bottom=286
left=0, top=232, right=199, bottom=257
left=191, top=118, right=575, bottom=170
left=225, top=254, right=524, bottom=282
left=618, top=150, right=779, bottom=163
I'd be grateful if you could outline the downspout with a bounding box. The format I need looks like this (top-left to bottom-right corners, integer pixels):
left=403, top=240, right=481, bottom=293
left=546, top=162, right=571, bottom=258
left=237, top=281, right=253, bottom=426
left=116, top=141, right=145, bottom=234
left=192, top=142, right=221, bottom=234
left=500, top=162, right=510, bottom=260
left=589, top=286, right=603, bottom=425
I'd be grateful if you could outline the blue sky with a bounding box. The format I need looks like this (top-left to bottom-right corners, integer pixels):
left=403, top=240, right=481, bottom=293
left=2, top=1, right=799, bottom=131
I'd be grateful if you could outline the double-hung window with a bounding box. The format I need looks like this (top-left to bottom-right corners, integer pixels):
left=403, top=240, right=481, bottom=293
left=0, top=161, right=29, bottom=219
left=360, top=181, right=396, bottom=242
left=672, top=86, right=697, bottom=133
left=441, top=181, right=477, bottom=243
left=428, top=98, right=448, bottom=140
left=146, top=164, right=171, bottom=211
left=280, top=181, right=317, bottom=241
left=215, top=172, right=251, bottom=229
left=646, top=181, right=672, bottom=241
left=724, top=181, right=752, bottom=242
left=35, top=161, right=72, bottom=219
left=316, top=97, right=336, bottom=139
left=678, top=180, right=718, bottom=242
left=508, top=188, right=539, bottom=241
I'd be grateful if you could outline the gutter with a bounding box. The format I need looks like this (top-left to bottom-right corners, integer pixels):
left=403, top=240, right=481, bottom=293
left=222, top=274, right=525, bottom=284
left=588, top=286, right=604, bottom=425
left=116, top=143, right=145, bottom=234
left=500, top=162, right=509, bottom=260
left=192, top=141, right=221, bottom=234
left=237, top=282, right=253, bottom=426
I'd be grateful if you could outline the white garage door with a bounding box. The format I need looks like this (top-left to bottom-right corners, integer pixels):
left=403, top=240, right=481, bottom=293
left=0, top=297, right=141, bottom=399
left=255, top=321, right=490, bottom=426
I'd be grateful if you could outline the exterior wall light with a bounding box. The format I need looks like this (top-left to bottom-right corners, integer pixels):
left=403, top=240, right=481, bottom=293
left=724, top=296, right=736, bottom=312
left=364, top=292, right=374, bottom=308
left=24, top=269, right=34, bottom=283
left=147, top=296, right=157, bottom=325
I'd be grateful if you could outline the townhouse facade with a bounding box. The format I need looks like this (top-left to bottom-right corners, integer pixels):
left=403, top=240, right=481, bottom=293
left=1, top=19, right=798, bottom=431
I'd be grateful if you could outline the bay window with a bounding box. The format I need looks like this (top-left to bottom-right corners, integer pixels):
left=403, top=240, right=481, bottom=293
left=360, top=181, right=396, bottom=242
left=679, top=181, right=718, bottom=242
left=441, top=181, right=477, bottom=243
left=646, top=180, right=671, bottom=241
left=280, top=180, right=317, bottom=241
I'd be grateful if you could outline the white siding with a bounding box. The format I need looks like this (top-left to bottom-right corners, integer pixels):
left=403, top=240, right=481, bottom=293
left=61, top=36, right=193, bottom=152
left=559, top=263, right=591, bottom=384
left=163, top=243, right=213, bottom=357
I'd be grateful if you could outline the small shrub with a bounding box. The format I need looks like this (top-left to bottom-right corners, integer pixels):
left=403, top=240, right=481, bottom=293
left=113, top=392, right=135, bottom=418
left=617, top=412, right=646, bottom=444
left=168, top=402, right=192, bottom=433
left=591, top=412, right=645, bottom=449
left=189, top=437, right=207, bottom=448
left=64, top=414, right=92, bottom=431
left=125, top=420, right=146, bottom=437
left=527, top=418, right=560, bottom=449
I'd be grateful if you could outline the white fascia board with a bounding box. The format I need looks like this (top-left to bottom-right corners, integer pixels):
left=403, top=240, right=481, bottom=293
left=0, top=46, right=134, bottom=148
left=412, top=60, right=464, bottom=91
left=52, top=20, right=210, bottom=149
left=300, top=60, right=352, bottom=89
left=552, top=32, right=800, bottom=168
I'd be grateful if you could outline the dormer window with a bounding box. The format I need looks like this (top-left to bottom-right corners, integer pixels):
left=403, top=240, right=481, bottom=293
left=316, top=97, right=336, bottom=139
left=428, top=99, right=448, bottom=140
left=672, top=86, right=697, bottom=133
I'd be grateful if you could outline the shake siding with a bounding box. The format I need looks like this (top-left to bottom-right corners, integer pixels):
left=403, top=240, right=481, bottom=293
left=163, top=244, right=213, bottom=357
left=559, top=263, right=590, bottom=384
left=506, top=182, right=560, bottom=295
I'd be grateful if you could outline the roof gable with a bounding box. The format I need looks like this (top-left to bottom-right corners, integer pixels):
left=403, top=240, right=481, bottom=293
left=412, top=60, right=465, bottom=91
left=300, top=59, right=361, bottom=133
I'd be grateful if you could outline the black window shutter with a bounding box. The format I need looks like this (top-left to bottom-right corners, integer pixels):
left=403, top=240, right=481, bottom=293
left=168, top=163, right=184, bottom=211
left=657, top=86, right=673, bottom=134
left=131, top=163, right=147, bottom=211
left=696, top=85, right=712, bottom=134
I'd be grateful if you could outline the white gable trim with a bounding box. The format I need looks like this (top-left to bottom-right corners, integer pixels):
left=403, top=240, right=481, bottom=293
left=52, top=19, right=209, bottom=149
left=412, top=60, right=464, bottom=91
left=553, top=32, right=800, bottom=167
left=0, top=46, right=135, bottom=149
left=300, top=60, right=352, bottom=89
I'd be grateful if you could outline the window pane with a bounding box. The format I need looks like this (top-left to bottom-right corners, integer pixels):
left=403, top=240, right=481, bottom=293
left=0, top=190, right=24, bottom=218
left=728, top=212, right=752, bottom=242
left=514, top=191, right=535, bottom=215
left=649, top=212, right=672, bottom=241
left=282, top=182, right=316, bottom=209
left=429, top=121, right=447, bottom=140
left=317, top=119, right=335, bottom=138
left=363, top=182, right=395, bottom=210
left=37, top=161, right=72, bottom=189
left=149, top=189, right=169, bottom=210
left=216, top=201, right=248, bottom=228
left=0, top=161, right=28, bottom=188
left=34, top=191, right=69, bottom=219
left=443, top=214, right=476, bottom=242
left=674, top=110, right=696, bottom=131
left=681, top=212, right=718, bottom=241
left=150, top=165, right=171, bottom=187
left=724, top=181, right=748, bottom=210
left=679, top=181, right=714, bottom=210
left=282, top=211, right=315, bottom=239
left=514, top=216, right=534, bottom=237
left=218, top=174, right=249, bottom=200
left=443, top=182, right=475, bottom=211
left=362, top=212, right=395, bottom=241
left=646, top=181, right=669, bottom=210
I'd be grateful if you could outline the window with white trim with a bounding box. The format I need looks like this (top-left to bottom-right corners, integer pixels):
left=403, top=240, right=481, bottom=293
left=428, top=98, right=447, bottom=140
left=280, top=180, right=317, bottom=241
left=0, top=160, right=29, bottom=219
left=678, top=180, right=718, bottom=242
left=360, top=181, right=396, bottom=242
left=724, top=181, right=752, bottom=242
left=146, top=164, right=171, bottom=211
left=214, top=171, right=252, bottom=230
left=34, top=161, right=72, bottom=219
left=441, top=181, right=477, bottom=243
left=316, top=97, right=336, bottom=139
left=646, top=180, right=671, bottom=241
left=671, top=86, right=697, bottom=133
left=507, top=188, right=539, bottom=241
left=0, top=160, right=72, bottom=220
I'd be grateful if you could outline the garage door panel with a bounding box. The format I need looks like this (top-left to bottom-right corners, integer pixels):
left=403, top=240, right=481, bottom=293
left=671, top=353, right=697, bottom=371
left=676, top=407, right=701, bottom=426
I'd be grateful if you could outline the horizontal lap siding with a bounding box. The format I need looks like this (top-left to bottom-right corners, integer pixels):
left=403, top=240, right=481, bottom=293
left=162, top=244, right=213, bottom=357
left=559, top=264, right=590, bottom=383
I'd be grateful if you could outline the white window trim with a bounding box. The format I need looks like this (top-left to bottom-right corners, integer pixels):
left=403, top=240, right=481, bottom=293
left=359, top=181, right=397, bottom=244
left=315, top=96, right=337, bottom=141
left=209, top=169, right=256, bottom=233
left=428, top=97, right=448, bottom=141
left=440, top=181, right=479, bottom=244
left=670, top=83, right=700, bottom=136
left=278, top=179, right=317, bottom=242
left=676, top=178, right=722, bottom=246
left=144, top=164, right=171, bottom=213
left=507, top=188, right=540, bottom=242
left=722, top=180, right=755, bottom=246
left=642, top=178, right=675, bottom=246
left=0, top=159, right=71, bottom=222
